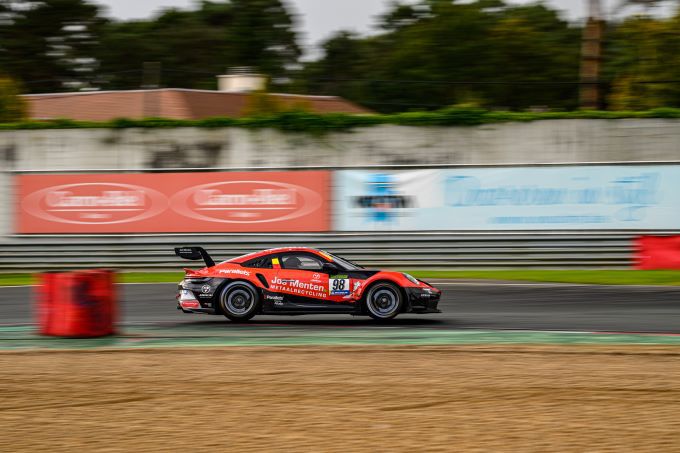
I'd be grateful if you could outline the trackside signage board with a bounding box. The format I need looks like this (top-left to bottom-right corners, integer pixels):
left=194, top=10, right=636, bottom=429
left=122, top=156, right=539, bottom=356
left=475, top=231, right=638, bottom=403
left=17, top=171, right=330, bottom=233
left=334, top=166, right=680, bottom=230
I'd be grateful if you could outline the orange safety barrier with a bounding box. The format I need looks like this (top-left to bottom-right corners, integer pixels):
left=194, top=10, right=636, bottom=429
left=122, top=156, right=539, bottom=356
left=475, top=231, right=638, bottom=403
left=634, top=236, right=680, bottom=270
left=36, top=270, right=116, bottom=337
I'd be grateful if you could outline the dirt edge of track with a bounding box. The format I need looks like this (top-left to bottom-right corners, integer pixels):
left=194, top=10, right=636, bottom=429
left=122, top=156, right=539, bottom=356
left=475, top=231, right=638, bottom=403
left=2, top=344, right=680, bottom=452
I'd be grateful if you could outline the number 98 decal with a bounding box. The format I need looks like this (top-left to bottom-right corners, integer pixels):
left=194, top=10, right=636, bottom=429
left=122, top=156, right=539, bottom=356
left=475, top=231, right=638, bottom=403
left=329, top=276, right=351, bottom=296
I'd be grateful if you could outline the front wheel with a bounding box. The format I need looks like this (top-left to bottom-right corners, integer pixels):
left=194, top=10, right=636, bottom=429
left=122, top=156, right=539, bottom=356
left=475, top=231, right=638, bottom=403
left=365, top=282, right=403, bottom=321
left=219, top=281, right=260, bottom=322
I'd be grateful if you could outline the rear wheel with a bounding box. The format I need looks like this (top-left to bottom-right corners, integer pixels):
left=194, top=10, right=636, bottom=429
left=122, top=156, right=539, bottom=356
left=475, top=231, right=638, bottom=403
left=365, top=282, right=403, bottom=321
left=219, top=281, right=260, bottom=322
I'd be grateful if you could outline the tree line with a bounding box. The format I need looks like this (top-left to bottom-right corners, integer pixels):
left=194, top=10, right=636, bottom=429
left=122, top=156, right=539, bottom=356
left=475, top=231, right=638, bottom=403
left=0, top=0, right=678, bottom=113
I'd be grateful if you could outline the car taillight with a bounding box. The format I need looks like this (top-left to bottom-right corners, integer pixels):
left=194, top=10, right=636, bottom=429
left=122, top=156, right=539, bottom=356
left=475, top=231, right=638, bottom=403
left=179, top=300, right=200, bottom=309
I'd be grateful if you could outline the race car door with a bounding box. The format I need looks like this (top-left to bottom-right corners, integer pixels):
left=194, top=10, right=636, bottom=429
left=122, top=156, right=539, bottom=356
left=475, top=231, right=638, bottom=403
left=270, top=252, right=354, bottom=312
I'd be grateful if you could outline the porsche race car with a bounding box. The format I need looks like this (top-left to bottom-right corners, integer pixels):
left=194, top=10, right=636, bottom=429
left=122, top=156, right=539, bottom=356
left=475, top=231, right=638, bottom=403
left=175, top=246, right=441, bottom=321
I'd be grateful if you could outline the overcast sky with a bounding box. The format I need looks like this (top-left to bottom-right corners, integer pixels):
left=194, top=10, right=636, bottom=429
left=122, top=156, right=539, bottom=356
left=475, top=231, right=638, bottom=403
left=92, top=0, right=672, bottom=56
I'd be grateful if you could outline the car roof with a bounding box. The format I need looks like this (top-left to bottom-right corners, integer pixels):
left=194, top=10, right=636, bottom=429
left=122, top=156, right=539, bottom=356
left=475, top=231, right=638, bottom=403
left=227, top=247, right=331, bottom=264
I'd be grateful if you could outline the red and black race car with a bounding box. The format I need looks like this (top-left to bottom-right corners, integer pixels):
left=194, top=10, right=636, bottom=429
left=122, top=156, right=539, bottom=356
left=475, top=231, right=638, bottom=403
left=175, top=246, right=441, bottom=321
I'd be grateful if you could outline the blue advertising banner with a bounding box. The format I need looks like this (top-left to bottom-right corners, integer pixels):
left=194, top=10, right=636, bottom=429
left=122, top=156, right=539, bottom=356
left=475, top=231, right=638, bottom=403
left=334, top=166, right=680, bottom=230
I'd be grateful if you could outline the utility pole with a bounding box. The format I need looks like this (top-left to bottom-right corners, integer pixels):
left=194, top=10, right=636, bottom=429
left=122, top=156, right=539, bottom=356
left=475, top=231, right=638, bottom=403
left=579, top=0, right=604, bottom=109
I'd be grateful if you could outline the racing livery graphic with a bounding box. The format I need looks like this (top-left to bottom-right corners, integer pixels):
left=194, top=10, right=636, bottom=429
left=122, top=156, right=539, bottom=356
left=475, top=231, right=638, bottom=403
left=175, top=246, right=441, bottom=321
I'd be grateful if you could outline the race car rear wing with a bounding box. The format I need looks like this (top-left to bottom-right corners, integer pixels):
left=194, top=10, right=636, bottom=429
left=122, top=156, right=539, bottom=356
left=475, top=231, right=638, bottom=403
left=174, top=247, right=215, bottom=268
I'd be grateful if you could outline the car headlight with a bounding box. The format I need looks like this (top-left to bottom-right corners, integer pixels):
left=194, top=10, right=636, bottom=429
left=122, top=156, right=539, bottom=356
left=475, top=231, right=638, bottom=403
left=402, top=273, right=419, bottom=285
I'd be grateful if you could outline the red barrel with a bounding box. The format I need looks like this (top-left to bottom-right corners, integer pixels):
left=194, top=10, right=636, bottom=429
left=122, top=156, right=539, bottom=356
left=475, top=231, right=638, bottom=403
left=37, top=270, right=116, bottom=337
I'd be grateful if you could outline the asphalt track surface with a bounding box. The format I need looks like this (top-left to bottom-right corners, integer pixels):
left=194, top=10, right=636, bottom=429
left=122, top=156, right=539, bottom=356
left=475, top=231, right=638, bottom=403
left=1, top=281, right=680, bottom=333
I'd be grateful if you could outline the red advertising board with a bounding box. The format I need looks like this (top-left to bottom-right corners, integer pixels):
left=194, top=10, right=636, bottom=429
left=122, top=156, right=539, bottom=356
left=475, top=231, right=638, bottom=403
left=17, top=171, right=330, bottom=233
left=635, top=235, right=680, bottom=270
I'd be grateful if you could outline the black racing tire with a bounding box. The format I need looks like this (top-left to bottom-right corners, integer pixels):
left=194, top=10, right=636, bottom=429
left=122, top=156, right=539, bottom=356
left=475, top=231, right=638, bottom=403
left=364, top=282, right=403, bottom=321
left=219, top=281, right=260, bottom=322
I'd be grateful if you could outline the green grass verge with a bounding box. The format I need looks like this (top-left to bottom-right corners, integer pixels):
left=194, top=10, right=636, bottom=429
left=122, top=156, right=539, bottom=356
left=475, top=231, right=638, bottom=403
left=0, top=274, right=36, bottom=286
left=2, top=270, right=680, bottom=287
left=117, top=272, right=184, bottom=284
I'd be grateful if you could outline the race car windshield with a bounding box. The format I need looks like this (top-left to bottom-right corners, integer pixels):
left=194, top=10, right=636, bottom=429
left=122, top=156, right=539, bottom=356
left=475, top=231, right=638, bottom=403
left=325, top=252, right=363, bottom=270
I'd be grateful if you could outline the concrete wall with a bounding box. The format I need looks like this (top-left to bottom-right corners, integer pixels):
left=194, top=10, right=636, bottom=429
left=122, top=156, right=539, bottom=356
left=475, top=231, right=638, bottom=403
left=2, top=119, right=680, bottom=238
left=0, top=119, right=679, bottom=172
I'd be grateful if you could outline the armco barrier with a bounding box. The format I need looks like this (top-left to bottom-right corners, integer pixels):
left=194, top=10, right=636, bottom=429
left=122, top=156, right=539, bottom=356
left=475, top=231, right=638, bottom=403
left=0, top=231, right=656, bottom=271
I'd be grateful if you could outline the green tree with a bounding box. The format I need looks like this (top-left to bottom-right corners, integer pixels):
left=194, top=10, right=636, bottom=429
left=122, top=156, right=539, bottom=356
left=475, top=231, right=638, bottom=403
left=97, top=0, right=300, bottom=90
left=0, top=77, right=27, bottom=121
left=294, top=0, right=582, bottom=112
left=0, top=0, right=104, bottom=92
left=223, top=0, right=300, bottom=76
left=605, top=13, right=680, bottom=109
left=484, top=4, right=581, bottom=109
left=294, top=31, right=371, bottom=103
left=97, top=7, right=230, bottom=90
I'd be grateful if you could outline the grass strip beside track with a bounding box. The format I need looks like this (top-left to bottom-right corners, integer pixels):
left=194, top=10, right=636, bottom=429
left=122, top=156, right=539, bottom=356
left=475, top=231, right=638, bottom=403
left=3, top=270, right=680, bottom=287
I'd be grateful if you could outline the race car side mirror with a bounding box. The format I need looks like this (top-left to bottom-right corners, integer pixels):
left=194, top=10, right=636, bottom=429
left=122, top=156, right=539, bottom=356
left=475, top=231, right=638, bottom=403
left=322, top=262, right=341, bottom=274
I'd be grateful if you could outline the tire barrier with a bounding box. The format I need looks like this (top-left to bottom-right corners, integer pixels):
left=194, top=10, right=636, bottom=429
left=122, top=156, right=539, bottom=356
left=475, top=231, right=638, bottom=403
left=635, top=235, right=680, bottom=270
left=36, top=270, right=116, bottom=337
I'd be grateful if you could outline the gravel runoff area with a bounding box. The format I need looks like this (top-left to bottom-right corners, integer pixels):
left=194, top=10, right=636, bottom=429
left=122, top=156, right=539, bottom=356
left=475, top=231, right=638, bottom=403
left=1, top=345, right=680, bottom=452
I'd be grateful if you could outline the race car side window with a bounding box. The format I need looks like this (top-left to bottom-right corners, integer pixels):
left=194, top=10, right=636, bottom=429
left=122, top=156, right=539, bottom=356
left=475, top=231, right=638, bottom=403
left=280, top=253, right=324, bottom=271
left=242, top=256, right=273, bottom=269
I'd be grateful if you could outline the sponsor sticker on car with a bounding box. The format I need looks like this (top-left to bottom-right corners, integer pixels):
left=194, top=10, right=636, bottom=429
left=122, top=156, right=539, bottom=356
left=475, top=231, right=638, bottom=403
left=269, top=277, right=327, bottom=299
left=329, top=275, right=351, bottom=296
left=216, top=269, right=251, bottom=276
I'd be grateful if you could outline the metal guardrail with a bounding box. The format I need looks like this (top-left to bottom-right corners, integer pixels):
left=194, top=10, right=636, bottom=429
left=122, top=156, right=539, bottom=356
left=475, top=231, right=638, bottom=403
left=0, top=231, right=649, bottom=271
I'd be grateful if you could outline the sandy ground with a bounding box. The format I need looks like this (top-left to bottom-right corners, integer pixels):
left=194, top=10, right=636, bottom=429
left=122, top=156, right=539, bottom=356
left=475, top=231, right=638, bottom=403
left=1, top=345, right=680, bottom=452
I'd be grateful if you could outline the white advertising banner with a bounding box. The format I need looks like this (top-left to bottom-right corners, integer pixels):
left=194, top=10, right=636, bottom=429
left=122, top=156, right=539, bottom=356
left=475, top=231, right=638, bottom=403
left=334, top=166, right=680, bottom=231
